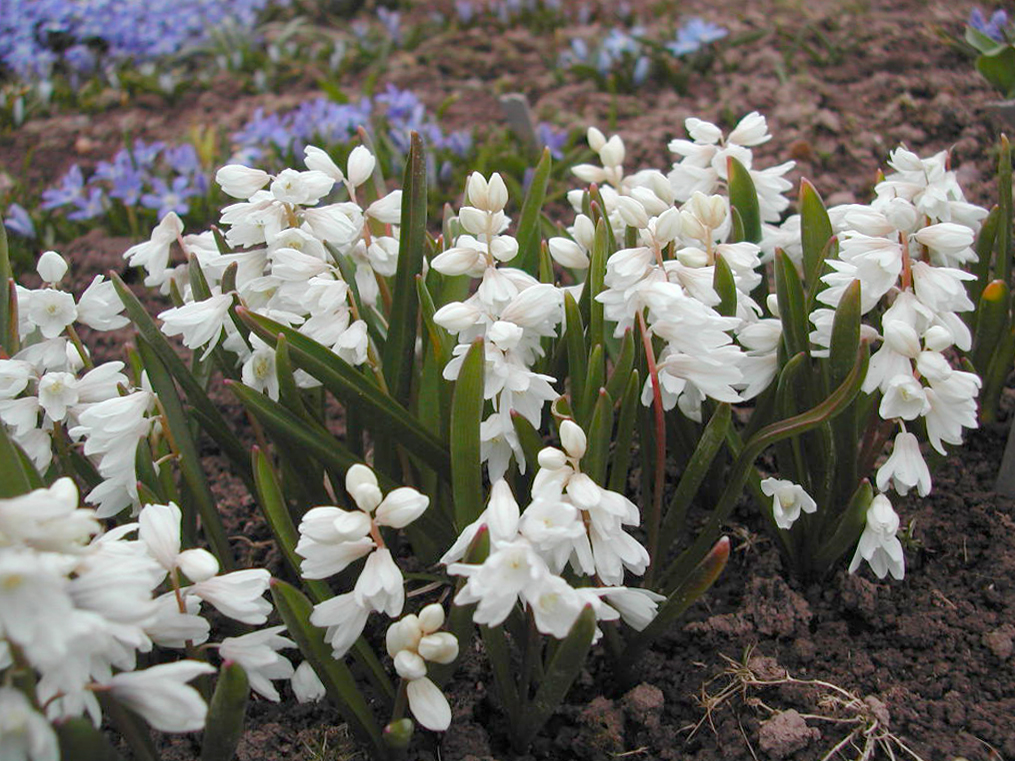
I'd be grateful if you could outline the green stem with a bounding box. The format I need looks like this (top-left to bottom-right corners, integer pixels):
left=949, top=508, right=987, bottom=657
left=637, top=311, right=665, bottom=584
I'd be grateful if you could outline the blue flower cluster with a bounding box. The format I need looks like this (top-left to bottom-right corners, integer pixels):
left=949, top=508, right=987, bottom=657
left=665, top=18, right=729, bottom=57
left=232, top=86, right=473, bottom=166
left=969, top=8, right=1010, bottom=42
left=40, top=141, right=210, bottom=223
left=559, top=17, right=727, bottom=88
left=0, top=0, right=286, bottom=81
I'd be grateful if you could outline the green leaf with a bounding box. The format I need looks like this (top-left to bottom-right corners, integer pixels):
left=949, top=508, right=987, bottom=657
left=973, top=281, right=1011, bottom=377
left=0, top=220, right=11, bottom=355
left=969, top=205, right=1001, bottom=316
left=56, top=719, right=126, bottom=761
left=584, top=388, right=614, bottom=484
left=604, top=328, right=634, bottom=401
left=799, top=178, right=834, bottom=300
left=451, top=339, right=485, bottom=529
left=626, top=537, right=729, bottom=661
left=563, top=291, right=587, bottom=406
left=516, top=148, right=553, bottom=274
left=981, top=326, right=1015, bottom=423
left=382, top=132, right=427, bottom=407
left=577, top=343, right=604, bottom=427
left=828, top=279, right=862, bottom=390
left=727, top=156, right=761, bottom=243
left=137, top=338, right=234, bottom=569
left=482, top=623, right=520, bottom=728
left=775, top=249, right=810, bottom=359
left=712, top=253, right=738, bottom=317
left=662, top=340, right=870, bottom=589
left=237, top=309, right=450, bottom=479
left=657, top=403, right=731, bottom=555
left=0, top=422, right=38, bottom=497
left=814, top=480, right=872, bottom=569
left=997, top=135, right=1013, bottom=285
left=111, top=273, right=252, bottom=486
left=201, top=662, right=249, bottom=761
left=588, top=218, right=610, bottom=348
left=978, top=48, right=1015, bottom=99
left=515, top=606, right=597, bottom=750
left=270, top=580, right=385, bottom=756
left=607, top=371, right=640, bottom=493
left=511, top=410, right=546, bottom=476
left=966, top=24, right=1007, bottom=55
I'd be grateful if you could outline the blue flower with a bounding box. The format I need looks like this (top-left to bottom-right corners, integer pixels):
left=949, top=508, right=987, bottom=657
left=41, top=165, right=86, bottom=210
left=666, top=17, right=728, bottom=57
left=4, top=203, right=36, bottom=239
left=141, top=176, right=197, bottom=219
left=970, top=7, right=1010, bottom=42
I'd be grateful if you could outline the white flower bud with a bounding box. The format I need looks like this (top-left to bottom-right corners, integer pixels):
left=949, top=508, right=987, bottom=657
left=489, top=235, right=519, bottom=263
left=431, top=246, right=484, bottom=276
left=216, top=164, right=271, bottom=199
left=654, top=207, right=682, bottom=244
left=484, top=173, right=508, bottom=212
left=923, top=325, right=953, bottom=351
left=347, top=146, right=376, bottom=188
left=587, top=126, right=607, bottom=153
left=386, top=615, right=423, bottom=657
left=433, top=302, right=482, bottom=333
left=537, top=446, right=568, bottom=471
left=304, top=145, right=345, bottom=182
left=676, top=246, right=709, bottom=268
left=394, top=649, right=427, bottom=681
left=559, top=420, right=587, bottom=460
left=418, top=604, right=446, bottom=634
left=418, top=632, right=459, bottom=664
left=766, top=293, right=781, bottom=318
left=375, top=487, right=429, bottom=529
left=346, top=464, right=382, bottom=513
left=37, top=251, right=68, bottom=284
left=617, top=196, right=649, bottom=229
left=291, top=661, right=326, bottom=703
left=599, top=135, right=625, bottom=168
left=572, top=215, right=595, bottom=249
left=548, top=237, right=589, bottom=269
left=177, top=548, right=220, bottom=582
left=488, top=320, right=524, bottom=350
left=883, top=320, right=921, bottom=358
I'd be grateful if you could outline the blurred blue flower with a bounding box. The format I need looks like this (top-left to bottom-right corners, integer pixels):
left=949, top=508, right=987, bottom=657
left=970, top=8, right=1010, bottom=42
left=666, top=18, right=728, bottom=56
left=4, top=203, right=36, bottom=238
left=141, top=176, right=197, bottom=219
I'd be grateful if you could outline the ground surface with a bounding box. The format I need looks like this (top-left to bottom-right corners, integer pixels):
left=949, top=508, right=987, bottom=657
left=5, top=0, right=1015, bottom=759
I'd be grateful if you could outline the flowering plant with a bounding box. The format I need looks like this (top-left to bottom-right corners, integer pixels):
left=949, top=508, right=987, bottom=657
left=0, top=107, right=995, bottom=757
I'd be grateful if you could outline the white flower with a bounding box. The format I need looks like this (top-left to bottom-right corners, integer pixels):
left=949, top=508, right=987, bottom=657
left=0, top=686, right=59, bottom=761
left=848, top=495, right=904, bottom=580
left=347, top=146, right=376, bottom=189
left=27, top=289, right=77, bottom=339
left=220, top=626, right=296, bottom=702
left=159, top=292, right=234, bottom=353
left=186, top=569, right=272, bottom=624
left=37, top=251, right=68, bottom=284
left=353, top=548, right=404, bottom=618
left=310, top=592, right=370, bottom=658
left=105, top=661, right=215, bottom=732
left=876, top=431, right=931, bottom=497
left=216, top=165, right=271, bottom=199
left=760, top=478, right=817, bottom=529
left=406, top=676, right=452, bottom=731
left=291, top=661, right=326, bottom=703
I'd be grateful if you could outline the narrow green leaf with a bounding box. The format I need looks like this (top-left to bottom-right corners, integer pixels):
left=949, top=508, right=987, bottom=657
left=238, top=308, right=451, bottom=478
left=578, top=343, right=604, bottom=426
left=511, top=410, right=546, bottom=475
left=662, top=341, right=870, bottom=589
left=417, top=275, right=451, bottom=370
left=270, top=580, right=384, bottom=755
left=607, top=371, right=640, bottom=493
left=516, top=606, right=597, bottom=750
left=564, top=291, right=587, bottom=406
left=481, top=623, right=519, bottom=727
left=712, top=253, right=738, bottom=317
left=515, top=147, right=552, bottom=274
left=998, top=134, right=1013, bottom=284
left=657, top=403, right=731, bottom=554
left=137, top=338, right=234, bottom=569
left=799, top=178, right=834, bottom=299
left=589, top=218, right=609, bottom=348
left=201, top=662, right=249, bottom=761
left=775, top=249, right=810, bottom=359
left=382, top=131, right=427, bottom=407
left=727, top=156, right=761, bottom=243
left=56, top=719, right=126, bottom=761
left=0, top=422, right=36, bottom=497
left=0, top=220, right=10, bottom=354
left=971, top=206, right=1001, bottom=311
left=451, top=339, right=485, bottom=529
left=828, top=279, right=862, bottom=390
left=627, top=537, right=729, bottom=660
left=978, top=48, right=1015, bottom=99
left=814, top=480, right=872, bottom=569
left=973, top=281, right=1012, bottom=376
left=981, top=327, right=1015, bottom=423
left=603, top=328, right=634, bottom=401
left=110, top=273, right=252, bottom=485
left=584, top=389, right=614, bottom=484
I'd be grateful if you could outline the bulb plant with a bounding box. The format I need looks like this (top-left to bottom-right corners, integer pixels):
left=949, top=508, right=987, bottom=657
left=0, top=107, right=999, bottom=758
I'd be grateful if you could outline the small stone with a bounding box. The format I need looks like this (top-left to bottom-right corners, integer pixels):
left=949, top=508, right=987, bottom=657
left=983, top=624, right=1015, bottom=661
left=864, top=696, right=890, bottom=728
left=622, top=683, right=664, bottom=718
left=758, top=709, right=821, bottom=759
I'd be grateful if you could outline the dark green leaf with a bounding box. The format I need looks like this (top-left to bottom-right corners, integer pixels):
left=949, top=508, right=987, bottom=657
left=201, top=662, right=249, bottom=761
left=451, top=339, right=485, bottom=529
left=727, top=156, right=761, bottom=243
left=515, top=148, right=552, bottom=274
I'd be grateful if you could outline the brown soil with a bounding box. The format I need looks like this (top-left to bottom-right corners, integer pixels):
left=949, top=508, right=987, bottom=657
left=8, top=0, right=1015, bottom=759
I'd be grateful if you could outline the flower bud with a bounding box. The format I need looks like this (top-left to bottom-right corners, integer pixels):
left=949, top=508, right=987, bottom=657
left=587, top=126, right=607, bottom=153
left=37, top=251, right=68, bottom=284
left=394, top=650, right=427, bottom=681
left=418, top=632, right=459, bottom=664
left=676, top=246, right=709, bottom=268
left=418, top=603, right=445, bottom=634
left=883, top=320, right=921, bottom=358
left=599, top=135, right=625, bottom=168
left=177, top=548, right=220, bottom=582
left=216, top=164, right=271, bottom=199
left=292, top=661, right=326, bottom=703
left=375, top=487, right=430, bottom=529
left=304, top=145, right=344, bottom=182
left=537, top=447, right=568, bottom=471
left=548, top=237, right=589, bottom=269
left=559, top=420, right=587, bottom=460
left=386, top=615, right=422, bottom=658
left=347, top=146, right=376, bottom=188
left=433, top=302, right=481, bottom=333
left=923, top=325, right=953, bottom=351
left=346, top=464, right=382, bottom=512
left=617, top=196, right=649, bottom=229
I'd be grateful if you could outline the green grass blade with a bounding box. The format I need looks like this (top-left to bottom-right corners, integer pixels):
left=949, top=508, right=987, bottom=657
left=515, top=148, right=552, bottom=275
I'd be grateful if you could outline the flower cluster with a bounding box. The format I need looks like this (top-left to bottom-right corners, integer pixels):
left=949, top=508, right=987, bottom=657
left=0, top=481, right=253, bottom=741
left=0, top=0, right=286, bottom=82
left=444, top=421, right=663, bottom=638
left=433, top=171, right=564, bottom=478
left=297, top=464, right=429, bottom=658
left=41, top=140, right=211, bottom=226
left=385, top=604, right=459, bottom=731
